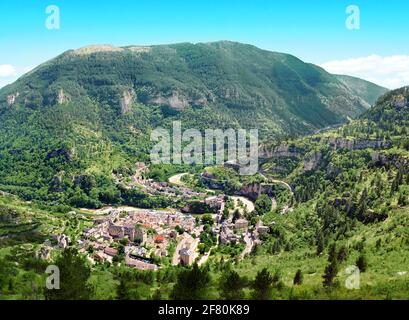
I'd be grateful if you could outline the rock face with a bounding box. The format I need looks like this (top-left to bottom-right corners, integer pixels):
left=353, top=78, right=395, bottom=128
left=238, top=183, right=275, bottom=201
left=372, top=152, right=409, bottom=172
left=120, top=90, right=135, bottom=114
left=259, top=144, right=303, bottom=159
left=200, top=173, right=225, bottom=190
left=321, top=137, right=392, bottom=151
left=7, top=92, right=19, bottom=106
left=72, top=45, right=124, bottom=55
left=261, top=137, right=390, bottom=162
left=58, top=89, right=67, bottom=104
left=303, top=152, right=323, bottom=172
left=391, top=93, right=408, bottom=108
left=50, top=174, right=65, bottom=192
left=151, top=92, right=190, bottom=110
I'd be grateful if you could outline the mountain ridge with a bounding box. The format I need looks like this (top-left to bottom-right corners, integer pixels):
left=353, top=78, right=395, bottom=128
left=0, top=41, right=387, bottom=138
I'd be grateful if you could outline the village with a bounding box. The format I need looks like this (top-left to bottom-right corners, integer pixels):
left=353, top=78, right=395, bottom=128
left=39, top=162, right=273, bottom=271
left=45, top=192, right=270, bottom=271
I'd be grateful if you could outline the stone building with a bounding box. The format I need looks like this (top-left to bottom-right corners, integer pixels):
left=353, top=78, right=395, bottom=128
left=180, top=248, right=194, bottom=266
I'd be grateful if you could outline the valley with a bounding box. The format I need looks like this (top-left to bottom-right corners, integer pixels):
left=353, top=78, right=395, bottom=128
left=0, top=42, right=408, bottom=300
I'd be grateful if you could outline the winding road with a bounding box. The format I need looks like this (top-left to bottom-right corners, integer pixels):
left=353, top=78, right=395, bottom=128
left=230, top=196, right=255, bottom=214
left=258, top=172, right=294, bottom=195
left=168, top=173, right=189, bottom=186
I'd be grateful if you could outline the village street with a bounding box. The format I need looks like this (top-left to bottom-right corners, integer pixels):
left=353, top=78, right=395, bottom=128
left=240, top=232, right=254, bottom=259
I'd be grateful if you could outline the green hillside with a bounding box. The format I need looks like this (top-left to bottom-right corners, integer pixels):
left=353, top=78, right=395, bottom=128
left=0, top=42, right=387, bottom=207
left=0, top=85, right=407, bottom=300
left=335, top=74, right=388, bottom=106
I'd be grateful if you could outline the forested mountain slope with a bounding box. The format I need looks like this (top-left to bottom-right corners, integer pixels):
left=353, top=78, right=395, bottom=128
left=0, top=41, right=387, bottom=206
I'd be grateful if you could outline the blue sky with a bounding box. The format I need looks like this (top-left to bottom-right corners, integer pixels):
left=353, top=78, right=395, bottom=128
left=1, top=0, right=409, bottom=88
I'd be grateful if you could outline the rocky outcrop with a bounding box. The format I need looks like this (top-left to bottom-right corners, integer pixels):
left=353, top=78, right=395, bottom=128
left=303, top=152, right=322, bottom=172
left=146, top=89, right=211, bottom=111
left=372, top=152, right=409, bottom=172
left=50, top=173, right=65, bottom=192
left=127, top=46, right=152, bottom=53
left=200, top=173, right=274, bottom=201
left=321, top=137, right=392, bottom=151
left=58, top=89, right=67, bottom=104
left=120, top=90, right=135, bottom=114
left=152, top=92, right=189, bottom=110
left=7, top=92, right=19, bottom=106
left=238, top=183, right=275, bottom=201
left=72, top=45, right=124, bottom=55
left=259, top=143, right=303, bottom=159
left=200, top=173, right=225, bottom=190
left=391, top=94, right=408, bottom=108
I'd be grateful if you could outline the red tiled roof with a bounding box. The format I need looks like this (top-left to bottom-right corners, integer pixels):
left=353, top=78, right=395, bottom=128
left=154, top=235, right=165, bottom=242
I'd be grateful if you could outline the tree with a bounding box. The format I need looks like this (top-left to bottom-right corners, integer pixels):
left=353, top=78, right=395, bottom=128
left=398, top=192, right=407, bottom=206
left=337, top=245, right=349, bottom=262
left=293, top=269, right=303, bottom=286
left=316, top=232, right=325, bottom=256
left=201, top=214, right=214, bottom=226
left=45, top=248, right=92, bottom=300
left=19, top=271, right=43, bottom=300
left=171, top=264, right=211, bottom=300
left=232, top=209, right=241, bottom=223
left=356, top=254, right=368, bottom=272
left=328, top=243, right=337, bottom=263
left=323, top=243, right=339, bottom=288
left=0, top=258, right=17, bottom=294
left=270, top=240, right=281, bottom=254
left=255, top=194, right=272, bottom=215
left=117, top=277, right=129, bottom=300
left=151, top=288, right=162, bottom=300
left=219, top=270, right=246, bottom=300
left=222, top=208, right=230, bottom=220
left=391, top=169, right=404, bottom=193
left=252, top=268, right=273, bottom=300
left=322, top=260, right=338, bottom=288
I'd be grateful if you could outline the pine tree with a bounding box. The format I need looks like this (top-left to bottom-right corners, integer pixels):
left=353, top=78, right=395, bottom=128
left=391, top=169, right=404, bottom=193
left=328, top=243, right=337, bottom=263
left=219, top=270, right=246, bottom=300
left=252, top=268, right=273, bottom=300
left=356, top=254, right=368, bottom=272
left=171, top=264, right=211, bottom=300
left=316, top=232, right=325, bottom=256
left=117, top=278, right=129, bottom=300
left=337, top=245, right=349, bottom=262
left=151, top=288, right=162, bottom=300
left=398, top=192, right=407, bottom=206
left=293, top=269, right=303, bottom=285
left=322, top=260, right=338, bottom=288
left=45, top=248, right=92, bottom=300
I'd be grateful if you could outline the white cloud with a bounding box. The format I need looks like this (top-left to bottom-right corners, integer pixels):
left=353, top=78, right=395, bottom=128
left=320, top=55, right=409, bottom=90
left=0, top=64, right=17, bottom=78
left=0, top=65, right=34, bottom=89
